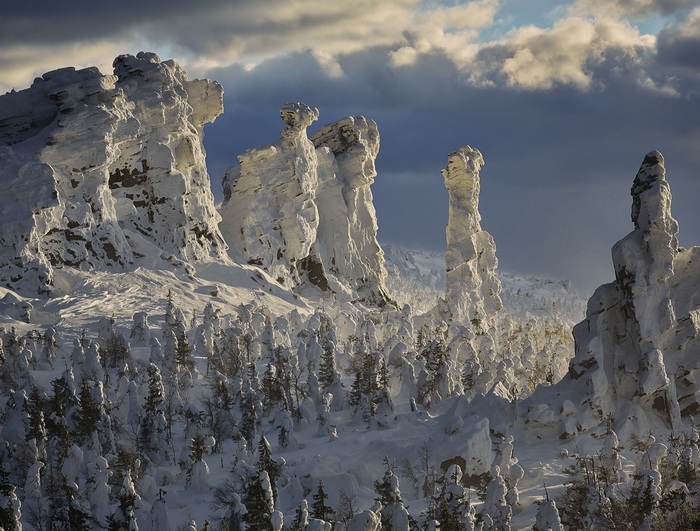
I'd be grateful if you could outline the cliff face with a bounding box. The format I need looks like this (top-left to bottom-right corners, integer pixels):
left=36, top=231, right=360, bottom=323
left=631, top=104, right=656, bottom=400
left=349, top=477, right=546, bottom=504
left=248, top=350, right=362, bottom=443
left=219, top=104, right=391, bottom=306
left=0, top=52, right=226, bottom=293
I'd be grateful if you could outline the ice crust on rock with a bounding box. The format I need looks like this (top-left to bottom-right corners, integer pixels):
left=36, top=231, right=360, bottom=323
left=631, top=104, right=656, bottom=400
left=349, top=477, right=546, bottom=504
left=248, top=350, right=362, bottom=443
left=439, top=146, right=502, bottom=324
left=0, top=52, right=226, bottom=293
left=219, top=104, right=391, bottom=305
left=528, top=151, right=700, bottom=438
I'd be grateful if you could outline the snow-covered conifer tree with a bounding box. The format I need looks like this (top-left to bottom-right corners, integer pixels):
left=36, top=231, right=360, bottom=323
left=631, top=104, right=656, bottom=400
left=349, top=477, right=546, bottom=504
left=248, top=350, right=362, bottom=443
left=150, top=489, right=172, bottom=531
left=0, top=463, right=22, bottom=531
left=311, top=480, right=334, bottom=524
left=109, top=469, right=140, bottom=531
left=289, top=499, right=310, bottom=530
left=533, top=498, right=564, bottom=531
left=242, top=470, right=274, bottom=530
left=186, top=432, right=211, bottom=491
left=373, top=457, right=410, bottom=529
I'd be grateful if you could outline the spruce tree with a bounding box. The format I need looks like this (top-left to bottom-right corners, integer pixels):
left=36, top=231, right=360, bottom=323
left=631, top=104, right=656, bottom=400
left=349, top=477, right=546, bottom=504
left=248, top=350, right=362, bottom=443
left=74, top=378, right=102, bottom=444
left=242, top=471, right=273, bottom=531
left=175, top=329, right=195, bottom=373
left=311, top=479, right=334, bottom=524
left=46, top=375, right=78, bottom=437
left=374, top=456, right=411, bottom=529
left=139, top=363, right=164, bottom=456
left=240, top=387, right=260, bottom=444
left=289, top=499, right=309, bottom=530
left=0, top=465, right=22, bottom=531
left=261, top=363, right=284, bottom=415
left=318, top=341, right=337, bottom=390
left=108, top=470, right=139, bottom=531
left=256, top=436, right=279, bottom=499
left=67, top=486, right=93, bottom=531
left=186, top=432, right=208, bottom=488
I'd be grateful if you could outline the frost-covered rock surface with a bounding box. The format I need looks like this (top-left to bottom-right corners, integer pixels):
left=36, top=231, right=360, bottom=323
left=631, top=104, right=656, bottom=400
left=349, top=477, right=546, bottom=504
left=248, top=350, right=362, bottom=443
left=219, top=102, right=320, bottom=282
left=527, top=150, right=700, bottom=440
left=0, top=52, right=226, bottom=294
left=439, top=146, right=502, bottom=324
left=311, top=116, right=390, bottom=306
left=220, top=104, right=391, bottom=305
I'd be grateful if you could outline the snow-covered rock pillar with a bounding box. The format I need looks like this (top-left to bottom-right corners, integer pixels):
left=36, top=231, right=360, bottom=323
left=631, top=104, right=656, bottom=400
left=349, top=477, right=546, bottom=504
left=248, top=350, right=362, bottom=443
left=311, top=116, right=392, bottom=306
left=565, top=151, right=685, bottom=434
left=612, top=150, right=678, bottom=345
left=611, top=150, right=681, bottom=429
left=440, top=146, right=502, bottom=325
left=219, top=102, right=320, bottom=283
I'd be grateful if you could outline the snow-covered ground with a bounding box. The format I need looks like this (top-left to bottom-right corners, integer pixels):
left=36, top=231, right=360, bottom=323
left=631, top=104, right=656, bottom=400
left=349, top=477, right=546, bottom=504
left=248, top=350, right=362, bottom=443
left=0, top=245, right=596, bottom=530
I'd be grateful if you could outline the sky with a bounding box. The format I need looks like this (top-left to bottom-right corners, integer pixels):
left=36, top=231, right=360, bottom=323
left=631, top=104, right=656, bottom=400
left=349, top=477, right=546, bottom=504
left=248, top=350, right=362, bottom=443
left=2, top=0, right=700, bottom=295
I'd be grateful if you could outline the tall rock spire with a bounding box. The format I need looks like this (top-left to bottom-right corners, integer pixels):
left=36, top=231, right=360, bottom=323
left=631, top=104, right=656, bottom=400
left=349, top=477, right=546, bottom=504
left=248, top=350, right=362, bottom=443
left=311, top=116, right=391, bottom=307
left=219, top=102, right=321, bottom=284
left=219, top=104, right=392, bottom=306
left=440, top=146, right=502, bottom=325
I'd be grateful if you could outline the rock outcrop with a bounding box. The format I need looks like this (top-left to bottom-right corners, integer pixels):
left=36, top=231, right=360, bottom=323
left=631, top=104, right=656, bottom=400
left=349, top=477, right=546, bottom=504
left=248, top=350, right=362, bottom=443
left=219, top=102, right=320, bottom=282
left=527, top=151, right=700, bottom=439
left=311, top=116, right=391, bottom=306
left=219, top=104, right=391, bottom=306
left=0, top=52, right=226, bottom=293
left=439, top=146, right=502, bottom=325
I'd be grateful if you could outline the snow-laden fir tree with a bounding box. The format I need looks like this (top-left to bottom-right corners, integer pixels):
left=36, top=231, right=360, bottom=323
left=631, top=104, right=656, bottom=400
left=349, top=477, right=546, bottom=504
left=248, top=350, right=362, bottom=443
left=311, top=479, right=334, bottom=524
left=533, top=497, right=564, bottom=531
left=425, top=464, right=475, bottom=530
left=373, top=457, right=410, bottom=529
left=129, top=312, right=151, bottom=348
left=186, top=432, right=211, bottom=491
left=150, top=489, right=172, bottom=531
left=108, top=469, right=140, bottom=531
left=86, top=455, right=112, bottom=528
left=255, top=436, right=279, bottom=500
left=289, top=499, right=310, bottom=531
left=242, top=470, right=274, bottom=531
left=139, top=363, right=172, bottom=465
left=481, top=465, right=512, bottom=530
left=73, top=377, right=102, bottom=445
left=0, top=461, right=22, bottom=531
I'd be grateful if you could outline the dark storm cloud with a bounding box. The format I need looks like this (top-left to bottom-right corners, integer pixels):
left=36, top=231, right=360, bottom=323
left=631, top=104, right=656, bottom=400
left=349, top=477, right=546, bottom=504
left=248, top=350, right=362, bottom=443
left=572, top=0, right=698, bottom=17
left=656, top=10, right=700, bottom=74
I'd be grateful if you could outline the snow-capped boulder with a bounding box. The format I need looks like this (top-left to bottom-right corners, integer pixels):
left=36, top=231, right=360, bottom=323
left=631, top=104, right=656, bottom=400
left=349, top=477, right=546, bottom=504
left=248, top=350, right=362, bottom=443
left=528, top=151, right=700, bottom=437
left=0, top=52, right=226, bottom=293
left=439, top=146, right=502, bottom=325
